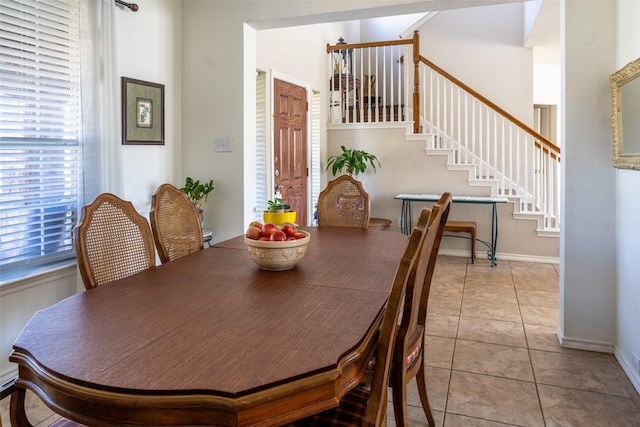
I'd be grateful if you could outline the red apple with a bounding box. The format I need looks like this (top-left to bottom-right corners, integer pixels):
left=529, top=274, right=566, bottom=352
left=282, top=222, right=297, bottom=238
left=259, top=236, right=271, bottom=241
left=270, top=230, right=287, bottom=241
left=249, top=220, right=263, bottom=229
left=245, top=226, right=262, bottom=240
left=261, top=223, right=278, bottom=237
left=287, top=237, right=297, bottom=241
left=293, top=231, right=307, bottom=239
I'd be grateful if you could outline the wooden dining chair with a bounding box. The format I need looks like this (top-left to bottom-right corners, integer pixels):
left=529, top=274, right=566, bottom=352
left=284, top=208, right=431, bottom=427
left=150, top=183, right=203, bottom=263
left=73, top=193, right=156, bottom=290
left=1, top=377, right=83, bottom=427
left=391, top=192, right=452, bottom=427
left=317, top=175, right=370, bottom=228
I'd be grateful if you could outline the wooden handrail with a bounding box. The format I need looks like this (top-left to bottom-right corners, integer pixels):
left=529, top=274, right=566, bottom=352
left=326, top=38, right=412, bottom=53
left=419, top=56, right=561, bottom=158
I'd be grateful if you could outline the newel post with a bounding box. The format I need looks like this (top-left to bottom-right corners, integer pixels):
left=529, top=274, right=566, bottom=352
left=412, top=31, right=420, bottom=134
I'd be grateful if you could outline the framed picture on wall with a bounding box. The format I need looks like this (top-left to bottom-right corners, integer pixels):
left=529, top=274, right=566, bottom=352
left=121, top=77, right=165, bottom=145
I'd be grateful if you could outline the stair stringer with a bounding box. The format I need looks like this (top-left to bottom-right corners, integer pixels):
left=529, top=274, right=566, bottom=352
left=404, top=128, right=559, bottom=237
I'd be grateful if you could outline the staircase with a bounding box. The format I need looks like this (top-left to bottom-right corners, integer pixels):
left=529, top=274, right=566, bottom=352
left=328, top=33, right=561, bottom=236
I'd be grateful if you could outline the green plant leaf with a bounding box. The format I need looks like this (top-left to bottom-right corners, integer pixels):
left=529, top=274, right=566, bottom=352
left=325, top=145, right=380, bottom=177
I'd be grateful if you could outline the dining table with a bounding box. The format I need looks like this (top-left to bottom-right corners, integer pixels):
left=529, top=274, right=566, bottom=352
left=8, top=227, right=409, bottom=427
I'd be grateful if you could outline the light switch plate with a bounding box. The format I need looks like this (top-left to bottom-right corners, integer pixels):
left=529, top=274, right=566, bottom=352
left=214, top=137, right=232, bottom=152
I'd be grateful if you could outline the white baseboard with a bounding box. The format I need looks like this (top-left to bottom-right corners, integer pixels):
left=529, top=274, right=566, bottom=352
left=438, top=248, right=560, bottom=264
left=556, top=328, right=616, bottom=353
left=614, top=350, right=640, bottom=396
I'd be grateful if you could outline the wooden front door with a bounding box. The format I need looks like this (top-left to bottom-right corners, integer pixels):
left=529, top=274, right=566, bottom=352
left=273, top=79, right=308, bottom=225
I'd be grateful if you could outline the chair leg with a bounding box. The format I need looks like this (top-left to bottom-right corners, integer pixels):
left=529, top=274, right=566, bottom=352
left=392, top=374, right=409, bottom=427
left=416, top=361, right=436, bottom=427
left=470, top=227, right=476, bottom=264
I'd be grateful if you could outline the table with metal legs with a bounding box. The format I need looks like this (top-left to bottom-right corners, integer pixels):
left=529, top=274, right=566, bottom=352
left=394, top=194, right=508, bottom=266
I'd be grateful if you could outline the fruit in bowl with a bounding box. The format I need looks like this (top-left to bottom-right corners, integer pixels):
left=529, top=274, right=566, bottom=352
left=244, top=222, right=310, bottom=271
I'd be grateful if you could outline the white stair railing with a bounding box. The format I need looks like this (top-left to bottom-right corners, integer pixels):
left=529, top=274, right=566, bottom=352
left=417, top=57, right=561, bottom=232
left=328, top=38, right=412, bottom=124
left=326, top=34, right=561, bottom=233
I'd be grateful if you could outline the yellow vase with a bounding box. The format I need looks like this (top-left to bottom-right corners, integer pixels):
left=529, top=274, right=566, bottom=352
left=263, top=210, right=297, bottom=226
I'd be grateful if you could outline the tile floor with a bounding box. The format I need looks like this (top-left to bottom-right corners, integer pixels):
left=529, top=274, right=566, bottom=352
left=386, top=256, right=640, bottom=426
left=2, top=256, right=640, bottom=427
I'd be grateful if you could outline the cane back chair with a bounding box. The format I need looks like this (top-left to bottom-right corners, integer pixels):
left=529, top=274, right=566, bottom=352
left=317, top=175, right=370, bottom=228
left=73, top=193, right=156, bottom=290
left=150, top=183, right=203, bottom=263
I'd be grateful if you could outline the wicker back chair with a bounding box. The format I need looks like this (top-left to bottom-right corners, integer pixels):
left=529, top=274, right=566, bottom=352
left=317, top=175, right=370, bottom=228
left=73, top=193, right=156, bottom=290
left=285, top=208, right=431, bottom=427
left=150, top=183, right=203, bottom=263
left=391, top=192, right=451, bottom=427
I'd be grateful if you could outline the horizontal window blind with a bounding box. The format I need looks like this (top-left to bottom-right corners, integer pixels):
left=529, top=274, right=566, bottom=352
left=0, top=0, right=81, bottom=272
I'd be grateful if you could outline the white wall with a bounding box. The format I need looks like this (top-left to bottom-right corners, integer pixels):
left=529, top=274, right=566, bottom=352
left=117, top=0, right=183, bottom=218
left=325, top=126, right=557, bottom=260
left=615, top=0, right=640, bottom=393
left=559, top=1, right=617, bottom=352
left=419, top=2, right=534, bottom=125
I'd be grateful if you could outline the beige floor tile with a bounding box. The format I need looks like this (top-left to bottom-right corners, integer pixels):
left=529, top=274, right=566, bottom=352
left=460, top=297, right=522, bottom=323
left=509, top=261, right=558, bottom=276
left=538, top=384, right=640, bottom=427
left=422, top=366, right=452, bottom=412
left=457, top=317, right=527, bottom=348
left=531, top=349, right=630, bottom=397
left=425, top=335, right=456, bottom=369
left=430, top=280, right=465, bottom=298
left=431, top=279, right=465, bottom=296
left=513, top=276, right=559, bottom=293
left=426, top=312, right=460, bottom=338
left=433, top=266, right=468, bottom=282
left=453, top=340, right=534, bottom=381
left=515, top=288, right=559, bottom=308
left=464, top=273, right=514, bottom=288
left=463, top=285, right=517, bottom=302
left=428, top=292, right=463, bottom=316
left=444, top=413, right=517, bottom=426
left=520, top=304, right=559, bottom=327
left=447, top=371, right=544, bottom=427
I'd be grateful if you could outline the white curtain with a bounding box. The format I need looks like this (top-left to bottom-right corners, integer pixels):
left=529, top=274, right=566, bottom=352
left=79, top=0, right=123, bottom=203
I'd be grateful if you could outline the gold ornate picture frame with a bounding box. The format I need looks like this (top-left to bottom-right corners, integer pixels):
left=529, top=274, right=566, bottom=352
left=121, top=77, right=164, bottom=145
left=609, top=58, right=640, bottom=170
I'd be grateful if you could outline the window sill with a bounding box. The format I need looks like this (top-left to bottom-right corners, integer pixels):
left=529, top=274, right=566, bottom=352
left=0, top=260, right=77, bottom=288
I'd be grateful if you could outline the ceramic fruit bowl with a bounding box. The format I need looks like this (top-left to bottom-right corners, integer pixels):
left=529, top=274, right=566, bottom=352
left=244, top=231, right=310, bottom=271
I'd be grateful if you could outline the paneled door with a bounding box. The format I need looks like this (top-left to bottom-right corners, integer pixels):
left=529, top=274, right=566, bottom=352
left=273, top=79, right=308, bottom=225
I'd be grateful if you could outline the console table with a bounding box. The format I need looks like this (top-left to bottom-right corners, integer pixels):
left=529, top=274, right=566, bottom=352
left=394, top=194, right=508, bottom=266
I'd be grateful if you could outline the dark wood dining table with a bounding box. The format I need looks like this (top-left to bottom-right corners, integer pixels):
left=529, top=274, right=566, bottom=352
left=9, top=227, right=409, bottom=427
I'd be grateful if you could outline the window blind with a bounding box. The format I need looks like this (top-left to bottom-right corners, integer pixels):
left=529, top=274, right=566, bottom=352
left=0, top=0, right=81, bottom=273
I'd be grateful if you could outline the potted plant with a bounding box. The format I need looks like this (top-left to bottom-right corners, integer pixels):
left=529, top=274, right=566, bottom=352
left=181, top=177, right=214, bottom=226
left=266, top=198, right=290, bottom=213
left=263, top=198, right=296, bottom=225
left=326, top=145, right=381, bottom=177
